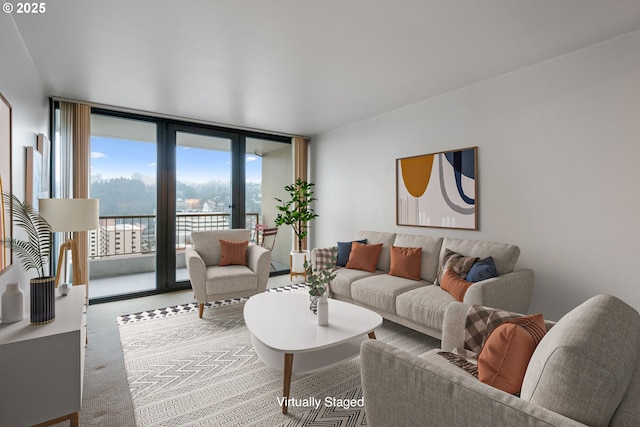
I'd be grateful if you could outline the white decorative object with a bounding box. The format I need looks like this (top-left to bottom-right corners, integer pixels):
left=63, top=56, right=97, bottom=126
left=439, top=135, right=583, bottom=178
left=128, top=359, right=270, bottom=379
left=59, top=283, right=69, bottom=296
left=317, top=294, right=328, bottom=326
left=290, top=251, right=308, bottom=271
left=1, top=282, right=24, bottom=323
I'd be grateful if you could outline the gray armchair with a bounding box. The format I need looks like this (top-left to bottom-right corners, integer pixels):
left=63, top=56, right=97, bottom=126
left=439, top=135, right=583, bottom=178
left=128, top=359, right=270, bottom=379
left=185, top=229, right=271, bottom=318
left=361, top=295, right=640, bottom=426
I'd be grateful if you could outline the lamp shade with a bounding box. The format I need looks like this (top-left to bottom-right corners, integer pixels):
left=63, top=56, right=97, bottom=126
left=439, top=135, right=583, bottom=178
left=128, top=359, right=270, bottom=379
left=39, top=198, right=100, bottom=232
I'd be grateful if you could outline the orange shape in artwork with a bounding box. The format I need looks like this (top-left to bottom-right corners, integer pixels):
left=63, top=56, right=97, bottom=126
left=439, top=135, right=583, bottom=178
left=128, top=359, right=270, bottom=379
left=400, top=154, right=434, bottom=198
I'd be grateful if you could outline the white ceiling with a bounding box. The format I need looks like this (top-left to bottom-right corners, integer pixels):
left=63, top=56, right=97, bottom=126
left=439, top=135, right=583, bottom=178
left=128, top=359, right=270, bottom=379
left=11, top=0, right=640, bottom=137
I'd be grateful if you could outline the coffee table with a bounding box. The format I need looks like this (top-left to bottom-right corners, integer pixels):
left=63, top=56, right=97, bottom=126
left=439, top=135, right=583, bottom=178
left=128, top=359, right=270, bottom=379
left=243, top=291, right=383, bottom=414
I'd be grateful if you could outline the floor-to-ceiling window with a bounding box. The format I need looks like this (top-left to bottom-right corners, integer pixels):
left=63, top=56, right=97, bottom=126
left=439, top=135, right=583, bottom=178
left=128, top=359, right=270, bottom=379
left=52, top=103, right=292, bottom=302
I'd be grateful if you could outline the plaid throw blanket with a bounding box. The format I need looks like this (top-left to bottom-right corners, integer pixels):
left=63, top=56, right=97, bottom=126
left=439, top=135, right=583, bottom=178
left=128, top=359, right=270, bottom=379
left=464, top=305, right=519, bottom=354
left=311, top=247, right=340, bottom=297
left=313, top=247, right=338, bottom=271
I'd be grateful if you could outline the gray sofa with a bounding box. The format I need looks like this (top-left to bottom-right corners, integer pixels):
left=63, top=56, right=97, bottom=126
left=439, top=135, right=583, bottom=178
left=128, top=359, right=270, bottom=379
left=361, top=294, right=640, bottom=426
left=311, top=230, right=534, bottom=339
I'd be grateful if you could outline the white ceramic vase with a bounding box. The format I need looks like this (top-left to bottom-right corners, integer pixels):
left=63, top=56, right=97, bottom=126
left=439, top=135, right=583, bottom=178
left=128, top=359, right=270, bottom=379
left=1, top=282, right=25, bottom=323
left=317, top=294, right=328, bottom=326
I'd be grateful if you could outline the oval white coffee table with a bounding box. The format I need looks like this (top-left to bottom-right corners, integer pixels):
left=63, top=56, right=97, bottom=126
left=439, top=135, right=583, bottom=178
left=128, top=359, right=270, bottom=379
left=244, top=291, right=382, bottom=414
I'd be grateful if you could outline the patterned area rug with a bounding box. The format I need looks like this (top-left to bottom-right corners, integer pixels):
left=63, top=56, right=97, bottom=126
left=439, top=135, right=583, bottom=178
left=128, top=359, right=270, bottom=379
left=117, top=286, right=439, bottom=426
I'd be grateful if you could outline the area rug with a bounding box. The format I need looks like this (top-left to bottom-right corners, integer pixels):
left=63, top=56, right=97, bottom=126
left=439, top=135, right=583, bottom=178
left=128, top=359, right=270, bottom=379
left=117, top=288, right=440, bottom=427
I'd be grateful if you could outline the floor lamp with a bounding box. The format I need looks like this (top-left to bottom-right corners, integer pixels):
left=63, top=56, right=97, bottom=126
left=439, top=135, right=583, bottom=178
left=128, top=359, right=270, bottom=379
left=39, top=198, right=99, bottom=303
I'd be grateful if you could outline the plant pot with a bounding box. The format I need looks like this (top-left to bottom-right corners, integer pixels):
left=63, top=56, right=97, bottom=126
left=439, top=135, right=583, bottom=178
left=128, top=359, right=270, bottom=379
left=317, top=294, right=328, bottom=326
left=30, top=276, right=55, bottom=324
left=290, top=250, right=309, bottom=274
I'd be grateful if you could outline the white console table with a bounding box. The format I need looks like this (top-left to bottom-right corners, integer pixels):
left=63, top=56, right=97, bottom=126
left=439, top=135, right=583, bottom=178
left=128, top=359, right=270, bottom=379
left=0, top=285, right=86, bottom=426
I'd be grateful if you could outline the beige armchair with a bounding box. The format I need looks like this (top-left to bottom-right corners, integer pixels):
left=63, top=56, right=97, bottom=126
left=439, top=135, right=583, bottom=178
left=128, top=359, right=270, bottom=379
left=185, top=229, right=271, bottom=318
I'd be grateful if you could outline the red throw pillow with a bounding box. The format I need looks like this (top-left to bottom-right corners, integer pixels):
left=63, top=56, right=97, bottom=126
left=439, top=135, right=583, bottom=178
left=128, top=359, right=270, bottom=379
left=219, top=239, right=248, bottom=266
left=346, top=242, right=383, bottom=272
left=440, top=268, right=474, bottom=302
left=389, top=246, right=422, bottom=280
left=477, top=314, right=546, bottom=395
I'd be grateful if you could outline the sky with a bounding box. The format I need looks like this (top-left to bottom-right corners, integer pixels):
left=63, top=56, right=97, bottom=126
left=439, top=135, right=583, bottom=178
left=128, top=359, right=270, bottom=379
left=90, top=137, right=262, bottom=184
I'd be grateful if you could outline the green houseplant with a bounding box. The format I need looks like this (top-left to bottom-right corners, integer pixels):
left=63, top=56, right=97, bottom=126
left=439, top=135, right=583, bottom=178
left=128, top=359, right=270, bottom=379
left=1, top=192, right=55, bottom=324
left=303, top=246, right=338, bottom=298
left=304, top=247, right=337, bottom=323
left=274, top=178, right=319, bottom=253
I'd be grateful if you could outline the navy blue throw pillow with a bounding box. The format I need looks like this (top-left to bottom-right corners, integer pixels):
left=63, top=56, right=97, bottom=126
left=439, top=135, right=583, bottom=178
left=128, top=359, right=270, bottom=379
left=336, top=239, right=367, bottom=266
left=466, top=257, right=498, bottom=282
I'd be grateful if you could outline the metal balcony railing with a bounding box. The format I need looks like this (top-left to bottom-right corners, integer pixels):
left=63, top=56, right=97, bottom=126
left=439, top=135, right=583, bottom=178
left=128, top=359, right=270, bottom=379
left=89, top=212, right=259, bottom=259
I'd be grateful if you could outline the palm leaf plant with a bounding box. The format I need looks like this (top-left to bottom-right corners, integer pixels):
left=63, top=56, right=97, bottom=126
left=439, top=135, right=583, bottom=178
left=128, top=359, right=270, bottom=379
left=1, top=192, right=52, bottom=278
left=274, top=179, right=319, bottom=252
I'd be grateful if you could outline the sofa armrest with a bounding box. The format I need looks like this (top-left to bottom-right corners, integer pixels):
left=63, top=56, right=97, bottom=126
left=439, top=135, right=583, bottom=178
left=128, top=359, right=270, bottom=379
left=463, top=269, right=534, bottom=313
left=185, top=246, right=207, bottom=302
left=440, top=301, right=471, bottom=352
left=360, top=340, right=586, bottom=427
left=246, top=243, right=271, bottom=293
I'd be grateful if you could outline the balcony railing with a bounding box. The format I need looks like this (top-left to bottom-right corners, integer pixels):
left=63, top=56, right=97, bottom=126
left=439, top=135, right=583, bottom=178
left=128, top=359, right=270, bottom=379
left=90, top=212, right=260, bottom=259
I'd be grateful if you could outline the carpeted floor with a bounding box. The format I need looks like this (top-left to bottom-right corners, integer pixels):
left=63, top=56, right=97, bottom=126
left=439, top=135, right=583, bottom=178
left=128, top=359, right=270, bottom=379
left=50, top=277, right=439, bottom=426
left=117, top=296, right=439, bottom=426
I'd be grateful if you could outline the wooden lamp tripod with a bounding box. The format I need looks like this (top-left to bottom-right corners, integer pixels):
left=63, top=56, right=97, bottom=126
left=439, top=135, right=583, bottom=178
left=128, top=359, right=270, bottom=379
left=39, top=198, right=99, bottom=305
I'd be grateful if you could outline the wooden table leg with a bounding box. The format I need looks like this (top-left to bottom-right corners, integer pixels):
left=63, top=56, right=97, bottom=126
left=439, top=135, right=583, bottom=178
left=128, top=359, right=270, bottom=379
left=368, top=331, right=377, bottom=339
left=282, top=353, right=294, bottom=414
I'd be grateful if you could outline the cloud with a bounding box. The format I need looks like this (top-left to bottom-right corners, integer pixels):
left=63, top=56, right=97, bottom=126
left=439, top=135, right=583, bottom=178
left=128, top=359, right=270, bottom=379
left=91, top=151, right=108, bottom=159
left=148, top=162, right=156, bottom=167
left=246, top=156, right=259, bottom=162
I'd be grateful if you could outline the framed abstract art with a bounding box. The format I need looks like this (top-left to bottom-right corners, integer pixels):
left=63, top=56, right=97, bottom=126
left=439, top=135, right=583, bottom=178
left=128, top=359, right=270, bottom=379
left=396, top=146, right=478, bottom=230
left=1, top=92, right=12, bottom=274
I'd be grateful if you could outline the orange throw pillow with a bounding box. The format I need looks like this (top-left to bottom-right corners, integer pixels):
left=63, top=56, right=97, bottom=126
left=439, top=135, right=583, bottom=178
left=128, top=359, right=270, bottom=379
left=219, top=239, right=248, bottom=266
left=346, top=242, right=383, bottom=272
left=478, top=314, right=546, bottom=395
left=440, top=268, right=474, bottom=302
left=389, top=246, right=422, bottom=280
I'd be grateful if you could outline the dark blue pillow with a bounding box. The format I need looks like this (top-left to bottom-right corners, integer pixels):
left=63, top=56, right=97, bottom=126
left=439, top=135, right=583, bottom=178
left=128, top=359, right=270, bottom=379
left=336, top=239, right=367, bottom=266
left=466, top=257, right=498, bottom=282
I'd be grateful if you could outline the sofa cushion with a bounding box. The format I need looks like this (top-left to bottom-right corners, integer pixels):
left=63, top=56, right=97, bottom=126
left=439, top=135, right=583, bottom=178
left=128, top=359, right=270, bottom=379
left=351, top=275, right=423, bottom=314
left=396, top=286, right=456, bottom=332
left=435, top=249, right=477, bottom=285
left=219, top=239, right=248, bottom=266
left=346, top=242, right=383, bottom=272
left=521, top=295, right=640, bottom=427
left=191, top=229, right=252, bottom=266
left=205, top=265, right=257, bottom=294
left=440, top=269, right=473, bottom=302
left=354, top=231, right=397, bottom=272
left=466, top=257, right=498, bottom=282
left=393, top=234, right=443, bottom=282
left=478, top=314, right=546, bottom=395
left=329, top=268, right=380, bottom=298
left=336, top=239, right=367, bottom=266
left=389, top=246, right=422, bottom=280
left=440, top=238, right=520, bottom=276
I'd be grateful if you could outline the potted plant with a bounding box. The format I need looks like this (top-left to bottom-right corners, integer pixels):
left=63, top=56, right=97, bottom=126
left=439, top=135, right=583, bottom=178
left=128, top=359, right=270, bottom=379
left=1, top=192, right=55, bottom=324
left=303, top=247, right=337, bottom=325
left=274, top=178, right=319, bottom=276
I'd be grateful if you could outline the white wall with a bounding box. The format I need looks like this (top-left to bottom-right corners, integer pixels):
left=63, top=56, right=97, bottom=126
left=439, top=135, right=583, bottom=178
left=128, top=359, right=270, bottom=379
left=0, top=14, right=50, bottom=296
left=310, top=31, right=640, bottom=321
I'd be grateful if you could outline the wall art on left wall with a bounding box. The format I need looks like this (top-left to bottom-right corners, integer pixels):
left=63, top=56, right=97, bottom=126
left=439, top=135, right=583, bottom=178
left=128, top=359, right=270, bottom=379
left=0, top=93, right=13, bottom=274
left=397, top=146, right=478, bottom=230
